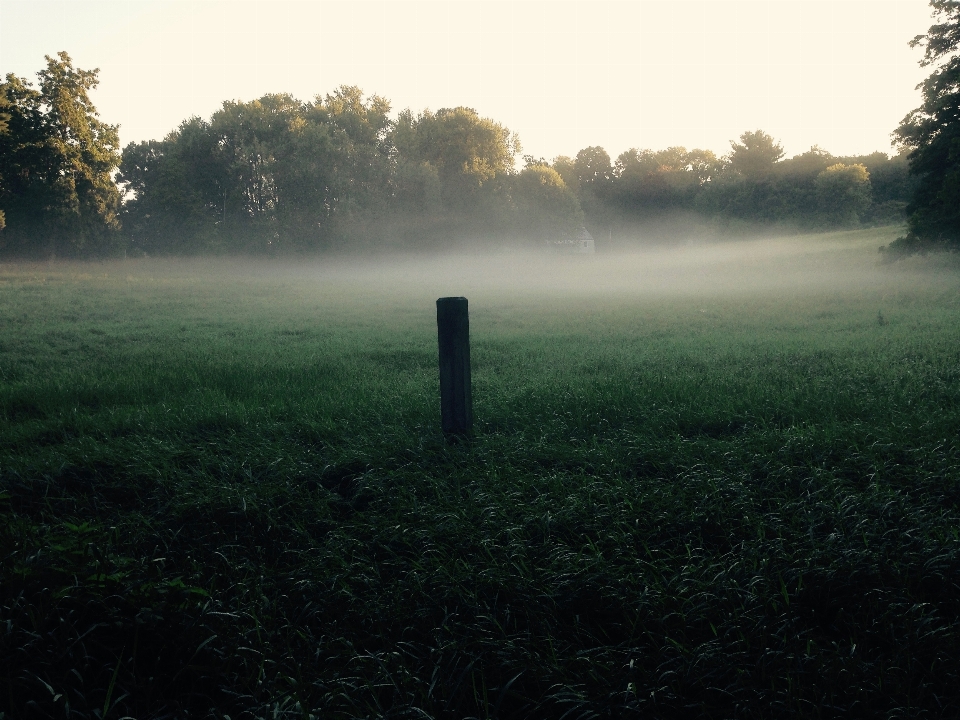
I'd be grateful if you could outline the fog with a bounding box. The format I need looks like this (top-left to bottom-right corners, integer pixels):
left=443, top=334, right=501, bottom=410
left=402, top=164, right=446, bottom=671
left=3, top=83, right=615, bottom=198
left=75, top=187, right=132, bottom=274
left=13, top=228, right=955, bottom=316
left=236, top=228, right=953, bottom=306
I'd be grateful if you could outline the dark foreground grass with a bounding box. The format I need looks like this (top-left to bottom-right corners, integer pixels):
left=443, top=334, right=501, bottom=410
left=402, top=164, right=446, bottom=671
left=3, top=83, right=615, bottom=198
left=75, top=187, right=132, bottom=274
left=3, top=228, right=960, bottom=718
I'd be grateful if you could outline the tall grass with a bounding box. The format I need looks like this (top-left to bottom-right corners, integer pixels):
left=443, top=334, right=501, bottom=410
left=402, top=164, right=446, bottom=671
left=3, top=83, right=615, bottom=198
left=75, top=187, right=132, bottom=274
left=3, top=227, right=960, bottom=718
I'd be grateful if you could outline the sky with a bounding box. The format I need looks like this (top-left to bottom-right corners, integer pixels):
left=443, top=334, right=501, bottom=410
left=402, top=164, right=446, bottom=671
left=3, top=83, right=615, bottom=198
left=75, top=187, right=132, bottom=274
left=0, top=0, right=936, bottom=162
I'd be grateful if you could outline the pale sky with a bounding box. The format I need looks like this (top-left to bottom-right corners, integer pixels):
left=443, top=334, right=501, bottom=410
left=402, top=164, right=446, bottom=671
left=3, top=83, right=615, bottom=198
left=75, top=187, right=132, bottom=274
left=0, top=0, right=935, bottom=162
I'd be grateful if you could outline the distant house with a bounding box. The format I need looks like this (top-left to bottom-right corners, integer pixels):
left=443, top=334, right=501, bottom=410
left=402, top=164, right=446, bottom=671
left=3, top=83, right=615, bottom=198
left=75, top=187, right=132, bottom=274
left=576, top=228, right=595, bottom=254
left=547, top=227, right=595, bottom=254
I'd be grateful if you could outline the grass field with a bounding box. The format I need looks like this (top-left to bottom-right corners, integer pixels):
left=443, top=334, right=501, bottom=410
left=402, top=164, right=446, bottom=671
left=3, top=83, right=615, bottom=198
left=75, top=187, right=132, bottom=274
left=3, top=225, right=960, bottom=718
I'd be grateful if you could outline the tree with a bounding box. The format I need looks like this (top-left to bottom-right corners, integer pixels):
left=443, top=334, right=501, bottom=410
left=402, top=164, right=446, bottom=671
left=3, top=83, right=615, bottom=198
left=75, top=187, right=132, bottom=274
left=846, top=150, right=916, bottom=224
left=38, top=52, right=121, bottom=251
left=0, top=53, right=121, bottom=257
left=313, top=86, right=394, bottom=236
left=118, top=123, right=224, bottom=254
left=0, top=89, right=9, bottom=230
left=814, top=163, right=872, bottom=227
left=396, top=106, right=519, bottom=198
left=0, top=73, right=54, bottom=252
left=119, top=88, right=401, bottom=253
left=892, top=1, right=960, bottom=250
left=208, top=95, right=302, bottom=250
left=728, top=130, right=784, bottom=178
left=779, top=145, right=833, bottom=177
left=390, top=106, right=520, bottom=243
left=573, top=146, right=612, bottom=188
left=551, top=155, right=579, bottom=194
left=0, top=90, right=8, bottom=135
left=611, top=147, right=717, bottom=214
left=512, top=164, right=583, bottom=244
left=571, top=146, right=613, bottom=229
left=686, top=148, right=721, bottom=186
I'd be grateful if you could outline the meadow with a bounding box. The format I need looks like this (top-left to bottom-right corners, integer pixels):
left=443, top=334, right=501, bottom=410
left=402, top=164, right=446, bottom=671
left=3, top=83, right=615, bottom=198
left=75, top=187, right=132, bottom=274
left=2, top=225, right=960, bottom=718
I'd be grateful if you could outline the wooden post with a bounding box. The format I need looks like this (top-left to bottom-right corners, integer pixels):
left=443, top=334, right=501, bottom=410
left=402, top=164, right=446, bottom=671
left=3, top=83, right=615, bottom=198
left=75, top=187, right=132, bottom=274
left=437, top=297, right=472, bottom=436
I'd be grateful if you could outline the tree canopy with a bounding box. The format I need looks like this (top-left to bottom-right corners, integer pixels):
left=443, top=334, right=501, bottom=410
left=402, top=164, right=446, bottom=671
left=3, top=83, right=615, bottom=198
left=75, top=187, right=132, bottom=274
left=0, top=52, right=121, bottom=257
left=0, top=90, right=9, bottom=230
left=0, top=52, right=918, bottom=258
left=892, top=0, right=960, bottom=250
left=728, top=130, right=785, bottom=178
left=114, top=110, right=913, bottom=253
left=118, top=93, right=540, bottom=253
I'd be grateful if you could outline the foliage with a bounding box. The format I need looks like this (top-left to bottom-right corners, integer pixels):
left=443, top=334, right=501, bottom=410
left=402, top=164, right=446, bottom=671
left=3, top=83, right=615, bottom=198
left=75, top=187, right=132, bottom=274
left=113, top=102, right=917, bottom=253
left=610, top=147, right=719, bottom=216
left=0, top=50, right=920, bottom=257
left=573, top=145, right=613, bottom=188
left=565, top=146, right=613, bottom=232
left=316, top=85, right=394, bottom=241
left=556, top=134, right=910, bottom=240
left=892, top=0, right=960, bottom=252
left=383, top=106, right=526, bottom=245
left=396, top=106, right=519, bottom=190
left=120, top=96, right=338, bottom=254
left=0, top=90, right=7, bottom=231
left=121, top=99, right=530, bottom=252
left=0, top=88, right=9, bottom=136
left=852, top=150, right=916, bottom=225
left=815, top=163, right=872, bottom=227
left=512, top=164, right=584, bottom=244
left=698, top=136, right=870, bottom=229
left=2, top=228, right=960, bottom=717
left=0, top=53, right=915, bottom=257
left=551, top=154, right=579, bottom=194
left=118, top=124, right=224, bottom=254
left=0, top=53, right=121, bottom=258
left=728, top=129, right=785, bottom=178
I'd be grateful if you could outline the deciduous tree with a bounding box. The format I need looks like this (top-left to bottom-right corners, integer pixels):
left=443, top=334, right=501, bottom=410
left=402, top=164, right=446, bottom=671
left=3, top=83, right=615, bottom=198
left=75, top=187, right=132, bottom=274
left=397, top=106, right=519, bottom=200
left=0, top=90, right=9, bottom=230
left=551, top=155, right=579, bottom=194
left=574, top=146, right=612, bottom=188
left=611, top=147, right=718, bottom=214
left=892, top=0, right=960, bottom=250
left=814, top=163, right=872, bottom=227
left=512, top=164, right=583, bottom=244
left=0, top=53, right=120, bottom=257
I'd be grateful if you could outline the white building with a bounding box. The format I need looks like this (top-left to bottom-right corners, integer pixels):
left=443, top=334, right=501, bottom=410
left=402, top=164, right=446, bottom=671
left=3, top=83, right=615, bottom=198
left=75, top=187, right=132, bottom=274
left=576, top=228, right=595, bottom=254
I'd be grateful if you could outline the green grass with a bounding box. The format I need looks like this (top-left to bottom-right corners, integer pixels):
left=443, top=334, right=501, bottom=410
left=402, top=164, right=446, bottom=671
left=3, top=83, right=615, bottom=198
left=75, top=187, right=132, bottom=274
left=3, top=226, right=960, bottom=718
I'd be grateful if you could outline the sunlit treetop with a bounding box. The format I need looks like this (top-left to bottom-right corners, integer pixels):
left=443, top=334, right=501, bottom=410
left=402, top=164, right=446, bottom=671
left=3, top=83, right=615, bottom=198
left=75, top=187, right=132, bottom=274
left=395, top=106, right=520, bottom=186
left=727, top=130, right=785, bottom=179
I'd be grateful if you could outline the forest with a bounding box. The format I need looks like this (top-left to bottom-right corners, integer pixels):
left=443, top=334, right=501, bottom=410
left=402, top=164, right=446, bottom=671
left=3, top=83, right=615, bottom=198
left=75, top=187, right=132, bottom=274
left=0, top=53, right=918, bottom=258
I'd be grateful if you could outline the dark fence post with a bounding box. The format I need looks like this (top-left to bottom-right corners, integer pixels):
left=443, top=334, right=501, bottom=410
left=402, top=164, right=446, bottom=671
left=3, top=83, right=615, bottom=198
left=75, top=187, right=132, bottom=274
left=437, top=297, right=472, bottom=436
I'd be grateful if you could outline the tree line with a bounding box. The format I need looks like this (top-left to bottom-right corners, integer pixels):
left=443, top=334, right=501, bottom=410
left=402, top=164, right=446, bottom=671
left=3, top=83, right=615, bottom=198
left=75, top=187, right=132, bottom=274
left=548, top=134, right=913, bottom=242
left=4, top=31, right=960, bottom=258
